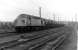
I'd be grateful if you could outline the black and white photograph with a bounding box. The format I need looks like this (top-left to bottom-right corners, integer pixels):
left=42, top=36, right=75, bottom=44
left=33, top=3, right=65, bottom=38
left=0, top=0, right=77, bottom=50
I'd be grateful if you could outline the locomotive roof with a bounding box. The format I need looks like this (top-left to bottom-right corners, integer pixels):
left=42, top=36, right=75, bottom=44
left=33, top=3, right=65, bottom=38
left=18, top=14, right=41, bottom=19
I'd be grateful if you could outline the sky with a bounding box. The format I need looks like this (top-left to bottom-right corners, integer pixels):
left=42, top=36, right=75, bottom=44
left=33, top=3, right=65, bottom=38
left=0, top=0, right=78, bottom=22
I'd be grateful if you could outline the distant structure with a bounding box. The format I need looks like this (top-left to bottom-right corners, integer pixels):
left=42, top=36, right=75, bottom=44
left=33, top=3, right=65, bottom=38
left=75, top=13, right=77, bottom=22
left=53, top=13, right=56, bottom=21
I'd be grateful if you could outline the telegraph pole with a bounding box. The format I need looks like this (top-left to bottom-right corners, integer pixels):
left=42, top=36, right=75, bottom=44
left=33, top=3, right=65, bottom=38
left=58, top=16, right=59, bottom=21
left=74, top=13, right=77, bottom=30
left=39, top=7, right=41, bottom=18
left=53, top=13, right=55, bottom=21
left=39, top=7, right=43, bottom=24
left=75, top=13, right=77, bottom=22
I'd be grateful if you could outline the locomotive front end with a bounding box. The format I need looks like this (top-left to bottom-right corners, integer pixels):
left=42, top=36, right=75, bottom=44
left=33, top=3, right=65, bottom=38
left=14, top=14, right=28, bottom=32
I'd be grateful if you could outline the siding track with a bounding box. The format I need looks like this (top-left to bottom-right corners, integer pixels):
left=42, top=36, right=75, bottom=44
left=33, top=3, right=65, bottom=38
left=0, top=26, right=71, bottom=50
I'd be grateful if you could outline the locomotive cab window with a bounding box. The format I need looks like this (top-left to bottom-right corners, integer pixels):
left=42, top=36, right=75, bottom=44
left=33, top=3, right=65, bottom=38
left=21, top=18, right=27, bottom=24
left=22, top=20, right=25, bottom=23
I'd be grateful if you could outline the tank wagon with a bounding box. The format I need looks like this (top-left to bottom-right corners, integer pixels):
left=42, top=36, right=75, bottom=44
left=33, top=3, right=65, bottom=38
left=14, top=14, right=64, bottom=32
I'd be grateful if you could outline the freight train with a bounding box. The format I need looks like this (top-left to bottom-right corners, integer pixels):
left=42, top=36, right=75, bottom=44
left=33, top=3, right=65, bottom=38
left=14, top=14, right=64, bottom=32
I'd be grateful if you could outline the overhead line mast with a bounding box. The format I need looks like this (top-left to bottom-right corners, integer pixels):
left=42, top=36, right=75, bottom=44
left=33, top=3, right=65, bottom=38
left=39, top=7, right=43, bottom=24
left=39, top=7, right=41, bottom=18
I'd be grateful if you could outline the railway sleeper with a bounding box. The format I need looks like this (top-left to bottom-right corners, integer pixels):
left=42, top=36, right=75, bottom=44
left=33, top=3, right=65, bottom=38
left=0, top=26, right=67, bottom=49
left=5, top=31, right=65, bottom=50
left=40, top=34, right=66, bottom=50
left=27, top=33, right=66, bottom=50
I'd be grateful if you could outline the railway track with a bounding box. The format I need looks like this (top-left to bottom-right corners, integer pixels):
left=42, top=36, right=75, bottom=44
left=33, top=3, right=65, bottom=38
left=25, top=32, right=66, bottom=50
left=0, top=26, right=69, bottom=38
left=0, top=26, right=67, bottom=44
left=39, top=34, right=66, bottom=50
left=2, top=32, right=62, bottom=50
left=0, top=26, right=71, bottom=50
left=0, top=31, right=19, bottom=38
left=0, top=28, right=62, bottom=48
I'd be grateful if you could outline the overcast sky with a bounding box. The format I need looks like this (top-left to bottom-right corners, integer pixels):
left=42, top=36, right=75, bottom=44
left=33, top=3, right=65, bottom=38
left=0, top=0, right=78, bottom=22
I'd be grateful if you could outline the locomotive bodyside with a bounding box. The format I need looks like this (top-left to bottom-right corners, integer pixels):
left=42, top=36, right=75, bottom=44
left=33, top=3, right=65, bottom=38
left=14, top=14, right=64, bottom=32
left=14, top=14, right=45, bottom=32
left=15, top=14, right=45, bottom=26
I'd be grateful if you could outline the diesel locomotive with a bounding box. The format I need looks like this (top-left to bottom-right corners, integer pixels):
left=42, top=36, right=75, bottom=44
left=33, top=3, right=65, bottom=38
left=14, top=14, right=64, bottom=32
